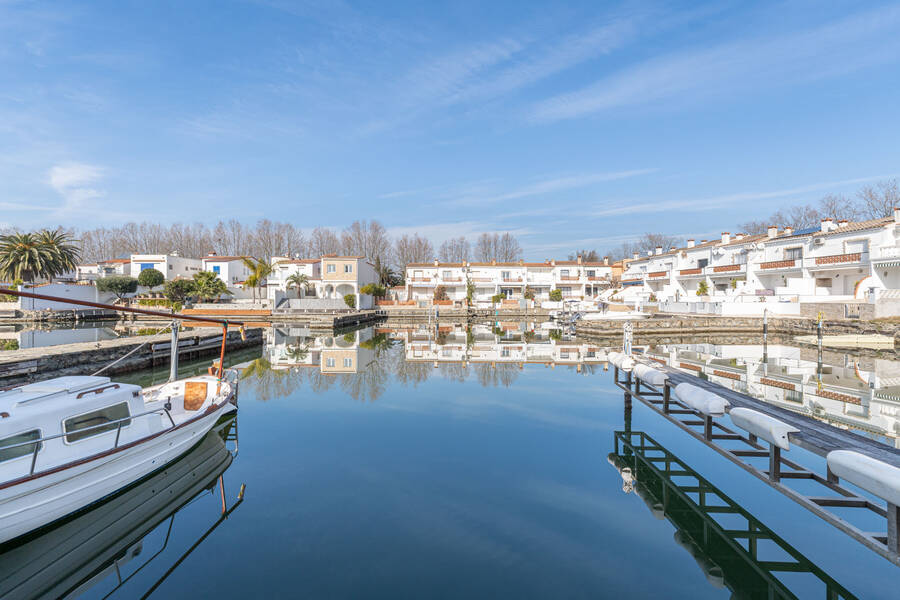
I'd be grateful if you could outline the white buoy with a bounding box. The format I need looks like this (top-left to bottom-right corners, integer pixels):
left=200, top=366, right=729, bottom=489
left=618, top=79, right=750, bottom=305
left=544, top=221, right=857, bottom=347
left=729, top=408, right=799, bottom=451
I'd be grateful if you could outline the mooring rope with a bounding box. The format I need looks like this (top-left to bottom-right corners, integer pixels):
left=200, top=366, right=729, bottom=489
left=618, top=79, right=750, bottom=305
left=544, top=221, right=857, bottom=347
left=91, top=321, right=174, bottom=376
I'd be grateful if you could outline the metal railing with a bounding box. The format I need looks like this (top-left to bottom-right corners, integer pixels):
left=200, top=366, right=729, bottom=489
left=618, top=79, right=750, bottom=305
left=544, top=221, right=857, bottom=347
left=1, top=373, right=237, bottom=479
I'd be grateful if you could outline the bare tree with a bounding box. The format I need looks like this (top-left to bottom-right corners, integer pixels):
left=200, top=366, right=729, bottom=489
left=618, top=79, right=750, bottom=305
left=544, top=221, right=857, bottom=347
left=475, top=232, right=522, bottom=262
left=567, top=249, right=600, bottom=262
left=818, top=194, right=861, bottom=222
left=438, top=236, right=470, bottom=262
left=857, top=179, right=899, bottom=220
left=394, top=233, right=434, bottom=271
left=607, top=233, right=684, bottom=260
left=309, top=227, right=342, bottom=257
left=341, top=220, right=392, bottom=265
left=213, top=220, right=250, bottom=256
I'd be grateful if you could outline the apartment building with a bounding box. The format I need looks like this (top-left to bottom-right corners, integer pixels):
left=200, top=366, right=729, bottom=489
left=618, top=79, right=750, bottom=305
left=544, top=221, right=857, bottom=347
left=404, top=257, right=614, bottom=305
left=619, top=212, right=900, bottom=314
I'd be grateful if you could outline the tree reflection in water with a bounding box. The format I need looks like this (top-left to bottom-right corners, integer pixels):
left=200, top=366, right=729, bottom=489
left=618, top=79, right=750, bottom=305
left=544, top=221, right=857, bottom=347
left=474, top=362, right=520, bottom=388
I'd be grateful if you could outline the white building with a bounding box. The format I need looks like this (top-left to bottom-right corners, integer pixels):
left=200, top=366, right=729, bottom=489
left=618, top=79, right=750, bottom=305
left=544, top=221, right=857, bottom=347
left=75, top=258, right=132, bottom=281
left=131, top=254, right=202, bottom=281
left=201, top=253, right=253, bottom=286
left=266, top=255, right=378, bottom=309
left=404, top=257, right=614, bottom=306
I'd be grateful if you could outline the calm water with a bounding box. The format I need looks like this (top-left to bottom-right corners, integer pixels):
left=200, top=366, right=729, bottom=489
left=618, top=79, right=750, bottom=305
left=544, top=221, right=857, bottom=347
left=2, top=323, right=898, bottom=599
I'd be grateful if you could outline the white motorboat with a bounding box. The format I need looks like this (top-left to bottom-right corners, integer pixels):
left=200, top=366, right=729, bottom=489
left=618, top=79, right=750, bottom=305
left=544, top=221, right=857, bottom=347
left=0, top=372, right=238, bottom=545
left=0, top=415, right=240, bottom=600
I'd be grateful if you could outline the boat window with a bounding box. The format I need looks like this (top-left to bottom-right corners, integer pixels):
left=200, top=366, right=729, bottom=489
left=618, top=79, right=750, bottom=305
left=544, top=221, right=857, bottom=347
left=64, top=402, right=131, bottom=443
left=0, top=430, right=41, bottom=463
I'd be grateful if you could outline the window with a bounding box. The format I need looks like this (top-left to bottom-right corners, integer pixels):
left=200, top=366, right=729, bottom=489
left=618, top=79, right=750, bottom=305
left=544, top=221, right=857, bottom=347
left=501, top=347, right=510, bottom=357
left=343, top=358, right=352, bottom=367
left=785, top=247, right=802, bottom=260
left=327, top=264, right=336, bottom=273
left=212, top=265, right=220, bottom=274
left=64, top=402, right=131, bottom=443
left=501, top=270, right=511, bottom=279
left=326, top=358, right=335, bottom=367
left=816, top=278, right=832, bottom=288
left=442, top=270, right=452, bottom=279
left=560, top=351, right=570, bottom=359
left=697, top=258, right=708, bottom=269
left=734, top=253, right=747, bottom=265
left=140, top=263, right=155, bottom=271
left=0, top=430, right=41, bottom=463
left=168, top=265, right=173, bottom=270
left=344, top=264, right=353, bottom=273
left=560, top=286, right=572, bottom=297
left=586, top=270, right=595, bottom=277
left=785, top=389, right=803, bottom=404
left=560, top=269, right=569, bottom=277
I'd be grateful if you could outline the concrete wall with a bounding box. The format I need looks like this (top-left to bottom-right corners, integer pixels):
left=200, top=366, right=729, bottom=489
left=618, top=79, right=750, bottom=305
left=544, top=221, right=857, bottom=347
left=17, top=283, right=116, bottom=311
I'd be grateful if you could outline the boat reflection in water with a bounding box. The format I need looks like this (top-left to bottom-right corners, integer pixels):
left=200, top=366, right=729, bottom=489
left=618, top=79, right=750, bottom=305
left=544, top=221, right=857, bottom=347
left=645, top=342, right=900, bottom=449
left=609, top=430, right=859, bottom=599
left=0, top=415, right=242, bottom=600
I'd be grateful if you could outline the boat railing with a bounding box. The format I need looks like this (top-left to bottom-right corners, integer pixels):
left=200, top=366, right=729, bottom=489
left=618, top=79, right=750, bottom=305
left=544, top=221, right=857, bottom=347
left=0, top=394, right=225, bottom=478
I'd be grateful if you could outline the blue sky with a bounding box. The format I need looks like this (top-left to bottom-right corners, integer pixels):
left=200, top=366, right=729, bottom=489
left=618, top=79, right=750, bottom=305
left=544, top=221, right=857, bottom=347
left=2, top=0, right=899, bottom=258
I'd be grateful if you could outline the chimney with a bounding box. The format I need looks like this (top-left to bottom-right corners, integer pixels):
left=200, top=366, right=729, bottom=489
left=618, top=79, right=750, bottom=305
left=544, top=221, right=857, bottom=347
left=577, top=255, right=583, bottom=264
left=655, top=246, right=662, bottom=255
left=784, top=226, right=793, bottom=236
left=603, top=256, right=609, bottom=265
left=434, top=259, right=439, bottom=266
left=632, top=253, right=639, bottom=260
left=838, top=219, right=848, bottom=227
left=207, top=251, right=217, bottom=257
left=687, top=239, right=695, bottom=248
left=767, top=225, right=777, bottom=239
left=821, top=217, right=835, bottom=232
left=647, top=250, right=653, bottom=257
left=551, top=259, right=556, bottom=266
left=721, top=232, right=730, bottom=244
left=894, top=206, right=900, bottom=223
left=735, top=233, right=744, bottom=241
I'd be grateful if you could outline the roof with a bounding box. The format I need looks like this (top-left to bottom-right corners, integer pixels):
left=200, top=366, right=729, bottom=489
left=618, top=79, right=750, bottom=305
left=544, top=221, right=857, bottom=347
left=321, top=255, right=366, bottom=260
left=100, top=258, right=131, bottom=264
left=202, top=256, right=249, bottom=262
left=274, top=258, right=319, bottom=265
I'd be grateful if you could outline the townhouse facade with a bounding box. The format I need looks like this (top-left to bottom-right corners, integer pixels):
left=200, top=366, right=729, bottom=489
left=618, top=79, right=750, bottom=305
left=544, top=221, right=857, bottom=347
left=76, top=258, right=133, bottom=280
left=266, top=255, right=378, bottom=309
left=618, top=212, right=900, bottom=315
left=405, top=257, right=614, bottom=305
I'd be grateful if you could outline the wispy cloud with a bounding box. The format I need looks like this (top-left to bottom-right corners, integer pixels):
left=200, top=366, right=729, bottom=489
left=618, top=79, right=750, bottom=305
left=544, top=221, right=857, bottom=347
left=590, top=175, right=895, bottom=218
left=448, top=169, right=656, bottom=206
left=530, top=5, right=900, bottom=122
left=48, top=162, right=105, bottom=215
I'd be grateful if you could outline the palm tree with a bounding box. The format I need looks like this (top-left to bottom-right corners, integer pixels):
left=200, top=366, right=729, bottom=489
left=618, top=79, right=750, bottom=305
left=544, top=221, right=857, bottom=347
left=240, top=257, right=273, bottom=302
left=285, top=273, right=311, bottom=298
left=37, top=229, right=80, bottom=281
left=0, top=232, right=51, bottom=283
left=285, top=343, right=310, bottom=363
left=192, top=271, right=232, bottom=302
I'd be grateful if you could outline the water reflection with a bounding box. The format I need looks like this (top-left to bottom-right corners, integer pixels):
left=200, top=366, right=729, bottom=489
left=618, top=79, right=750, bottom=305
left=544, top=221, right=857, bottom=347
left=0, top=321, right=183, bottom=352
left=0, top=415, right=241, bottom=600
left=610, top=430, right=859, bottom=599
left=644, top=342, right=900, bottom=448
left=248, top=322, right=609, bottom=403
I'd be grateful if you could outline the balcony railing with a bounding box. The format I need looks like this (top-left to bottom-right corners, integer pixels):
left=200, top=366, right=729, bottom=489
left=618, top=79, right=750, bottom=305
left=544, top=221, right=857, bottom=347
left=557, top=276, right=580, bottom=281
left=759, top=259, right=797, bottom=270
left=678, top=268, right=703, bottom=276
left=440, top=277, right=463, bottom=283
left=812, top=252, right=863, bottom=266
left=502, top=277, right=524, bottom=283
left=875, top=247, right=900, bottom=260
left=711, top=264, right=742, bottom=273
left=409, top=277, right=434, bottom=283
left=647, top=271, right=668, bottom=279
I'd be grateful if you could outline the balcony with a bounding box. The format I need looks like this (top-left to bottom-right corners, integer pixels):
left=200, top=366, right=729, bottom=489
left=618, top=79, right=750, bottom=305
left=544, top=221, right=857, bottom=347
left=759, top=259, right=799, bottom=271
left=440, top=277, right=464, bottom=283
left=647, top=270, right=669, bottom=280
left=677, top=268, right=704, bottom=278
left=501, top=277, right=524, bottom=284
left=806, top=252, right=866, bottom=270
left=408, top=277, right=434, bottom=283
left=707, top=263, right=745, bottom=277
left=557, top=275, right=581, bottom=282
left=620, top=278, right=643, bottom=287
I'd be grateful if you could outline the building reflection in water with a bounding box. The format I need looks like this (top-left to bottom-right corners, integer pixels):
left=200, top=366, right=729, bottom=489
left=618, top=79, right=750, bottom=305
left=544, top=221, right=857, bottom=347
left=643, top=343, right=900, bottom=448
left=0, top=416, right=242, bottom=600
left=609, top=430, right=859, bottom=600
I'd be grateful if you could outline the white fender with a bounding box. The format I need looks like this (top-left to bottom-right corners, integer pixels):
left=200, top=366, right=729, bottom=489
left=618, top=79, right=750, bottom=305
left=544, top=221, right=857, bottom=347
left=729, top=407, right=798, bottom=450
left=827, top=450, right=900, bottom=507
left=674, top=382, right=729, bottom=417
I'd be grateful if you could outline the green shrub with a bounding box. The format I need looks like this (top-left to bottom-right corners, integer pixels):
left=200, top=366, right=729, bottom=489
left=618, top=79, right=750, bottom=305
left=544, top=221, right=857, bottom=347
left=163, top=279, right=195, bottom=304
left=549, top=289, right=563, bottom=302
left=548, top=329, right=562, bottom=341
left=137, top=268, right=165, bottom=289
left=696, top=281, right=709, bottom=296
left=0, top=339, right=19, bottom=351
left=96, top=276, right=138, bottom=300
left=491, top=293, right=505, bottom=304
left=360, top=283, right=386, bottom=297
left=343, top=293, right=356, bottom=308
left=137, top=298, right=173, bottom=307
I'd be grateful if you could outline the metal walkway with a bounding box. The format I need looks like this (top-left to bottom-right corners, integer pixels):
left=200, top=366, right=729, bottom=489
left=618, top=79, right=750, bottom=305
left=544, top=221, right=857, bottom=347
left=613, top=365, right=900, bottom=565
left=612, top=430, right=859, bottom=599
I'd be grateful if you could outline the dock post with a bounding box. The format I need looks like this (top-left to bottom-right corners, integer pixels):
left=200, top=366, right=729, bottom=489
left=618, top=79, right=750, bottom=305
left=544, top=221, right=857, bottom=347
left=703, top=415, right=713, bottom=441
left=662, top=384, right=671, bottom=414
left=889, top=503, right=899, bottom=555
left=168, top=321, right=180, bottom=382
left=634, top=377, right=640, bottom=394
left=768, top=445, right=781, bottom=482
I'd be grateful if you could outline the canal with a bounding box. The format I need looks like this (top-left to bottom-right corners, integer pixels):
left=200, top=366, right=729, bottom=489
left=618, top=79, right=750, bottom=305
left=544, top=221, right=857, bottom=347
left=1, top=322, right=897, bottom=598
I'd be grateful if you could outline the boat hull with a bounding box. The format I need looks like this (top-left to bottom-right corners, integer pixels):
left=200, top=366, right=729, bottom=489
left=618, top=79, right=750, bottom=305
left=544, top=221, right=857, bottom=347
left=0, top=398, right=235, bottom=545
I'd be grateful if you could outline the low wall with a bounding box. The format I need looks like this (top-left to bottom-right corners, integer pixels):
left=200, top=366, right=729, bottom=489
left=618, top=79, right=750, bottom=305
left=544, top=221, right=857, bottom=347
left=800, top=302, right=874, bottom=320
